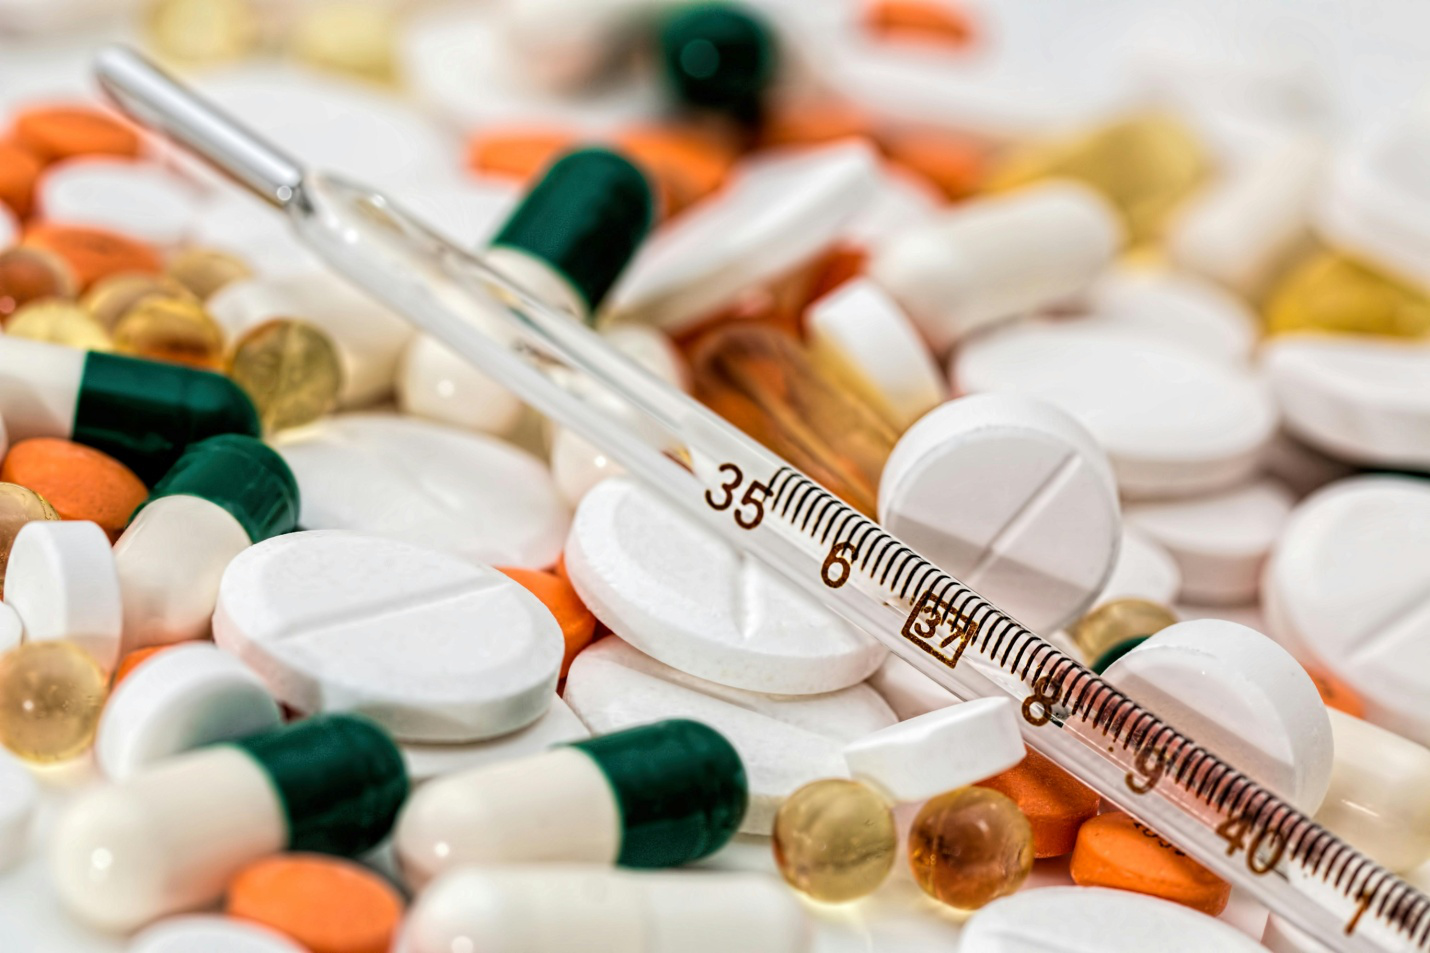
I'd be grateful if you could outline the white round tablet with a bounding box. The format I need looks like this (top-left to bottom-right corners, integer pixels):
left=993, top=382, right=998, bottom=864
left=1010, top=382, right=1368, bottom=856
left=0, top=602, right=22, bottom=656
left=276, top=414, right=569, bottom=570
left=1092, top=527, right=1182, bottom=607
left=129, top=915, right=306, bottom=953
left=607, top=141, right=880, bottom=332
left=954, top=321, right=1278, bottom=498
left=878, top=393, right=1121, bottom=635
left=1125, top=479, right=1294, bottom=606
left=95, top=643, right=282, bottom=781
left=1263, top=475, right=1430, bottom=745
left=37, top=159, right=197, bottom=247
left=0, top=749, right=36, bottom=871
left=961, top=886, right=1266, bottom=953
left=1103, top=619, right=1333, bottom=812
left=1085, top=268, right=1258, bottom=365
left=213, top=530, right=563, bottom=742
left=4, top=520, right=121, bottom=671
left=565, top=477, right=886, bottom=695
left=1263, top=336, right=1430, bottom=469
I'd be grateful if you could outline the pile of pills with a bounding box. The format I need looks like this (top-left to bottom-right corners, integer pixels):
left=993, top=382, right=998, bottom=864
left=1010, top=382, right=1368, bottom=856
left=0, top=1, right=1428, bottom=951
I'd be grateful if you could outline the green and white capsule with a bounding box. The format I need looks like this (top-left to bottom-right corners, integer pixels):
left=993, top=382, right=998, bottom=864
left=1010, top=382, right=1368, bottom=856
left=0, top=336, right=260, bottom=484
left=395, top=719, right=747, bottom=887
left=658, top=2, right=778, bottom=123
left=114, top=434, right=300, bottom=652
left=50, top=714, right=407, bottom=932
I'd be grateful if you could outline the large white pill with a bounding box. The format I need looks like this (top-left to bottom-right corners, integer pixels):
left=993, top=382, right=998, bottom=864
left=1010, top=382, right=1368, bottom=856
left=867, top=655, right=957, bottom=720
left=1263, top=336, right=1430, bottom=469
left=1084, top=268, right=1258, bottom=365
left=565, top=477, right=885, bottom=694
left=129, top=915, right=306, bottom=953
left=0, top=749, right=36, bottom=871
left=37, top=159, right=197, bottom=247
left=95, top=643, right=281, bottom=781
left=1103, top=619, right=1333, bottom=811
left=1092, top=527, right=1182, bottom=607
left=4, top=520, right=121, bottom=671
left=277, top=414, right=568, bottom=569
left=1263, top=476, right=1430, bottom=744
left=1125, top=479, right=1294, bottom=606
left=878, top=393, right=1121, bottom=634
left=843, top=698, right=1024, bottom=803
left=954, top=321, right=1278, bottom=498
left=607, top=142, right=879, bottom=332
left=214, top=530, right=562, bottom=742
left=961, top=885, right=1265, bottom=952
left=564, top=637, right=895, bottom=833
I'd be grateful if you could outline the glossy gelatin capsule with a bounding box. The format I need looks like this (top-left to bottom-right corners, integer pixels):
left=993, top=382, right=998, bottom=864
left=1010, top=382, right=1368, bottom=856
left=50, top=713, right=407, bottom=931
left=0, top=336, right=259, bottom=483
left=395, top=719, right=746, bottom=887
left=772, top=778, right=898, bottom=903
left=907, top=786, right=1034, bottom=910
left=0, top=640, right=107, bottom=763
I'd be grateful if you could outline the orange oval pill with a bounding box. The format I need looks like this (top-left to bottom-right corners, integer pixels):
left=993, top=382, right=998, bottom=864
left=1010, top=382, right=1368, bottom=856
left=1306, top=666, right=1364, bottom=718
left=111, top=645, right=174, bottom=688
left=468, top=128, right=576, bottom=184
left=499, top=566, right=597, bottom=678
left=1070, top=811, right=1231, bottom=916
left=976, top=747, right=1100, bottom=858
left=1, top=438, right=148, bottom=541
left=0, top=142, right=43, bottom=218
left=227, top=854, right=404, bottom=953
left=11, top=105, right=142, bottom=164
left=618, top=125, right=736, bottom=217
left=881, top=132, right=983, bottom=201
left=864, top=0, right=976, bottom=48
left=23, top=223, right=162, bottom=290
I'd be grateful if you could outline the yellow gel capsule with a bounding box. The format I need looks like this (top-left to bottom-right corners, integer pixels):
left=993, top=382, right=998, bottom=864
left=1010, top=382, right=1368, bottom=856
left=0, top=247, right=78, bottom=321
left=692, top=323, right=897, bottom=517
left=7, top=300, right=112, bottom=350
left=289, top=1, right=400, bottom=84
left=908, top=787, right=1034, bottom=910
left=82, top=272, right=195, bottom=330
left=1264, top=251, right=1430, bottom=339
left=989, top=114, right=1206, bottom=245
left=0, top=483, right=60, bottom=597
left=226, top=318, right=343, bottom=433
left=1070, top=599, right=1178, bottom=671
left=113, top=295, right=226, bottom=369
left=0, top=641, right=107, bottom=763
left=166, top=246, right=252, bottom=301
left=146, top=0, right=260, bottom=67
left=772, top=778, right=898, bottom=903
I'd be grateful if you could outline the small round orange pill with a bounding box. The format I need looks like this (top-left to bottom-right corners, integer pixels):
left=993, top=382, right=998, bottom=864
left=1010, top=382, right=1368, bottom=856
left=111, top=645, right=173, bottom=688
left=11, top=105, right=142, bottom=164
left=1070, top=811, right=1231, bottom=916
left=1, top=438, right=148, bottom=541
left=226, top=854, right=404, bottom=953
left=976, top=747, right=1100, bottom=858
left=499, top=566, right=597, bottom=678
left=864, top=0, right=976, bottom=48
left=468, top=128, right=576, bottom=183
left=23, top=223, right=162, bottom=290
left=0, top=142, right=43, bottom=218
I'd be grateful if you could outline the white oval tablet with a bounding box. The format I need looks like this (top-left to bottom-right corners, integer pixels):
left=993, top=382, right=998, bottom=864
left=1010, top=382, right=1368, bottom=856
left=565, top=477, right=886, bottom=695
left=129, top=915, right=306, bottom=953
left=1263, top=336, right=1430, bottom=469
left=607, top=142, right=880, bottom=331
left=95, top=643, right=282, bottom=781
left=954, top=322, right=1278, bottom=498
left=213, top=530, right=562, bottom=742
left=4, top=520, right=121, bottom=671
left=1263, top=475, right=1430, bottom=744
left=0, top=602, right=22, bottom=655
left=962, top=886, right=1266, bottom=953
left=0, top=750, right=36, bottom=871
left=1125, top=479, right=1294, bottom=606
left=564, top=637, right=895, bottom=833
left=878, top=393, right=1121, bottom=635
left=1316, top=709, right=1430, bottom=873
left=1085, top=268, right=1258, bottom=365
left=1103, top=619, right=1333, bottom=812
left=397, top=334, right=525, bottom=435
left=843, top=697, right=1024, bottom=803
left=1092, top=527, right=1182, bottom=607
left=277, top=414, right=568, bottom=570
left=37, top=159, right=197, bottom=247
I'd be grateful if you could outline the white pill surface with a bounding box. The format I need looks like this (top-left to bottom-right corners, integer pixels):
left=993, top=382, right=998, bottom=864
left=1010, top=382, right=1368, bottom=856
left=1092, top=527, right=1182, bottom=607
left=1103, top=619, right=1333, bottom=811
left=954, top=321, right=1278, bottom=498
left=1263, top=336, right=1430, bottom=469
left=214, top=530, right=562, bottom=742
left=878, top=393, right=1121, bottom=634
left=277, top=414, right=569, bottom=569
left=565, top=477, right=885, bottom=694
left=564, top=637, right=895, bottom=833
left=806, top=277, right=946, bottom=430
left=608, top=141, right=879, bottom=332
left=867, top=654, right=958, bottom=720
left=1084, top=268, right=1258, bottom=365
left=0, top=749, right=36, bottom=871
left=1263, top=475, right=1430, bottom=744
left=191, top=188, right=324, bottom=278
left=1262, top=914, right=1335, bottom=953
left=843, top=698, right=1024, bottom=803
left=95, top=643, right=281, bottom=781
left=4, top=520, right=122, bottom=671
left=1125, top=479, right=1294, bottom=606
left=961, top=886, right=1266, bottom=952
left=128, top=915, right=306, bottom=953
left=37, top=159, right=197, bottom=247
left=401, top=694, right=590, bottom=784
left=0, top=602, right=22, bottom=655
left=397, top=334, right=525, bottom=435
